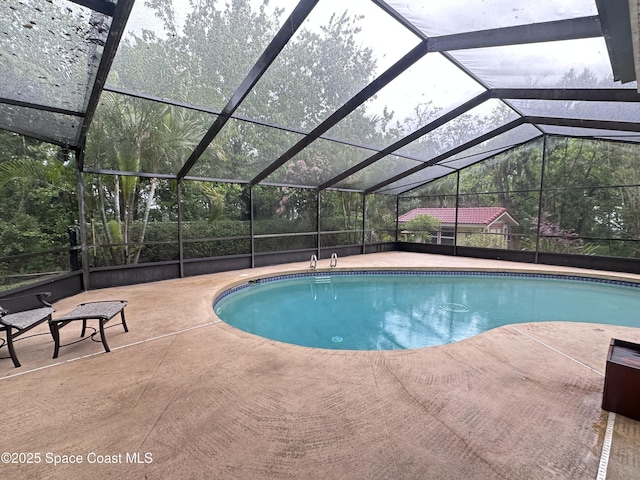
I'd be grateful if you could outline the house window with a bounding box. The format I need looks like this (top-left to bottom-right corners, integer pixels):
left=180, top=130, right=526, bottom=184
left=441, top=227, right=455, bottom=245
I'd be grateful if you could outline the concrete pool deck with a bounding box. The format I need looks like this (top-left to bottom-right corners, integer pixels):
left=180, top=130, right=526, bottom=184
left=2, top=252, right=640, bottom=479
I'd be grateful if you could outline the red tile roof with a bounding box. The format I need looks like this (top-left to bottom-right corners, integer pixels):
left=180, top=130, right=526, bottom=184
left=398, top=207, right=518, bottom=226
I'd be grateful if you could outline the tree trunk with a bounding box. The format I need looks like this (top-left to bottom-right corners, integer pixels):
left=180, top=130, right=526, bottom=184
left=97, top=176, right=117, bottom=264
left=113, top=174, right=125, bottom=263
left=133, top=178, right=158, bottom=264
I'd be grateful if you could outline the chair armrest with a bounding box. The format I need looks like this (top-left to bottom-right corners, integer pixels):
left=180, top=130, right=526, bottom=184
left=35, top=292, right=53, bottom=308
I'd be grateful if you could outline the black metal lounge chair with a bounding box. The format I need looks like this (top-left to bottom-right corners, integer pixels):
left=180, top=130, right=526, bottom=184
left=0, top=292, right=55, bottom=368
left=49, top=300, right=128, bottom=358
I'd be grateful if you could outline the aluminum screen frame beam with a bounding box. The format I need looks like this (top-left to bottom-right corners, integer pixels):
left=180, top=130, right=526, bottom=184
left=490, top=88, right=640, bottom=101
left=249, top=39, right=433, bottom=186
left=103, top=85, right=223, bottom=117
left=365, top=118, right=526, bottom=194
left=75, top=0, right=134, bottom=165
left=104, top=85, right=381, bottom=155
left=318, top=92, right=491, bottom=190
left=103, top=84, right=472, bottom=180
left=426, top=16, right=602, bottom=52
left=526, top=116, right=640, bottom=132
left=330, top=89, right=640, bottom=195
left=321, top=86, right=640, bottom=192
left=0, top=97, right=84, bottom=117
left=0, top=124, right=70, bottom=149
left=595, top=0, right=636, bottom=83
left=368, top=115, right=640, bottom=195
left=176, top=0, right=320, bottom=181
left=393, top=134, right=544, bottom=196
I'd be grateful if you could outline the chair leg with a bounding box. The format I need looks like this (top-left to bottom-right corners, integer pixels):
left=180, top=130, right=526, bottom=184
left=99, top=319, right=110, bottom=353
left=5, top=326, right=21, bottom=368
left=120, top=310, right=129, bottom=333
left=81, top=319, right=87, bottom=338
left=49, top=322, right=61, bottom=359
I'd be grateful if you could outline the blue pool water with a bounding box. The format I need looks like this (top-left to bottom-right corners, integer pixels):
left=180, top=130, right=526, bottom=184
left=213, top=271, right=640, bottom=351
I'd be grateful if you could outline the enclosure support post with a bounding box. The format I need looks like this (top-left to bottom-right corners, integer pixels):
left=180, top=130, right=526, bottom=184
left=68, top=225, right=79, bottom=271
left=454, top=170, right=460, bottom=256
left=177, top=181, right=184, bottom=278
left=361, top=193, right=366, bottom=254
left=395, top=195, right=399, bottom=243
left=75, top=150, right=90, bottom=291
left=250, top=185, right=255, bottom=268
left=316, top=190, right=321, bottom=259
left=535, top=136, right=548, bottom=263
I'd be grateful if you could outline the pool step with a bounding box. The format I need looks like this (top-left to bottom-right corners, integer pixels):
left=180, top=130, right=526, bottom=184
left=314, top=276, right=332, bottom=284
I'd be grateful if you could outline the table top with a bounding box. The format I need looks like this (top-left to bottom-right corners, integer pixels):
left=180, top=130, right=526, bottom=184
left=609, top=339, right=640, bottom=369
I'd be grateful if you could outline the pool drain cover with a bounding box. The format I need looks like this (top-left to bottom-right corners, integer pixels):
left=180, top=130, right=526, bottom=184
left=331, top=336, right=343, bottom=343
left=439, top=303, right=470, bottom=313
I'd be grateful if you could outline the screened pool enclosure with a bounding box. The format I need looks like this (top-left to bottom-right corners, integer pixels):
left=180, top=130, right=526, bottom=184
left=2, top=0, right=640, bottom=293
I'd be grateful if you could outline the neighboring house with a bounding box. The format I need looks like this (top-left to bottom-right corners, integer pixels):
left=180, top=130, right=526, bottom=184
left=398, top=207, right=519, bottom=248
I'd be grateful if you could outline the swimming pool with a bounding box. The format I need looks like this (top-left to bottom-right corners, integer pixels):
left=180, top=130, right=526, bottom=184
left=213, top=271, right=640, bottom=350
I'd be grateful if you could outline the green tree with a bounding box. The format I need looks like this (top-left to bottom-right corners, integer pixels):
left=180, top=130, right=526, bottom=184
left=85, top=93, right=207, bottom=264
left=0, top=132, right=78, bottom=283
left=365, top=194, right=397, bottom=243
left=402, top=214, right=441, bottom=243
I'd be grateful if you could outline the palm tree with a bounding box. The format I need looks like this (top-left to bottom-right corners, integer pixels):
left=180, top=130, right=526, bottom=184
left=86, top=93, right=210, bottom=264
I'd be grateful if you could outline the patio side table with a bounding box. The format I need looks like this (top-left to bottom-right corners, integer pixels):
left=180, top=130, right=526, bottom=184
left=602, top=338, right=640, bottom=421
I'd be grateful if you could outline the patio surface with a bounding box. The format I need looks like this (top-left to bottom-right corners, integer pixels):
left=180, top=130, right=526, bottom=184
left=2, top=252, right=640, bottom=479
